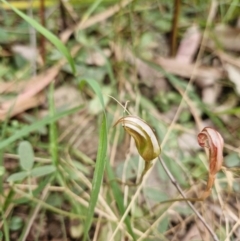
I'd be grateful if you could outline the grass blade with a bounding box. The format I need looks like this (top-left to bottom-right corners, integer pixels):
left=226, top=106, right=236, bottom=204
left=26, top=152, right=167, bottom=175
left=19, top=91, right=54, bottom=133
left=0, top=0, right=75, bottom=74
left=81, top=79, right=108, bottom=240
left=83, top=116, right=107, bottom=241
left=80, top=79, right=105, bottom=112
left=106, top=162, right=137, bottom=240
left=0, top=106, right=83, bottom=150
left=48, top=83, right=58, bottom=166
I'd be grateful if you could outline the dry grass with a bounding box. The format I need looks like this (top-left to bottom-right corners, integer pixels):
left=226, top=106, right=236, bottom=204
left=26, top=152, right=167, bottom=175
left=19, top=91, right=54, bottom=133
left=0, top=0, right=240, bottom=240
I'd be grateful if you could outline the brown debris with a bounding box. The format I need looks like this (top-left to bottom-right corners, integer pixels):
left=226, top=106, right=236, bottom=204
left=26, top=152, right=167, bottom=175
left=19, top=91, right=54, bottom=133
left=0, top=65, right=61, bottom=120
left=155, top=56, right=224, bottom=81
left=176, top=25, right=202, bottom=64
left=208, top=25, right=240, bottom=52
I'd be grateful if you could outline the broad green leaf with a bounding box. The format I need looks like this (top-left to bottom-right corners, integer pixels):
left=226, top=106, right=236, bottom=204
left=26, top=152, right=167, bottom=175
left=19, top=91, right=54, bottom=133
left=7, top=171, right=28, bottom=182
left=106, top=162, right=137, bottom=240
left=0, top=0, right=75, bottom=74
left=30, top=165, right=56, bottom=177
left=0, top=106, right=82, bottom=150
left=81, top=79, right=107, bottom=241
left=18, top=141, right=34, bottom=171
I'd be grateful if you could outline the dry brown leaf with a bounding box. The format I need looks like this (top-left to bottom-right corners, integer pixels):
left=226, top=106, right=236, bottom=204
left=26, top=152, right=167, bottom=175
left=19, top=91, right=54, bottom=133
left=0, top=48, right=11, bottom=57
left=201, top=84, right=222, bottom=105
left=0, top=65, right=61, bottom=120
left=0, top=94, right=45, bottom=120
left=11, top=44, right=41, bottom=64
left=111, top=43, right=168, bottom=90
left=183, top=220, right=210, bottom=241
left=178, top=132, right=201, bottom=151
left=60, top=0, right=134, bottom=43
left=0, top=45, right=81, bottom=120
left=113, top=43, right=223, bottom=95
left=155, top=57, right=224, bottom=80
left=217, top=50, right=240, bottom=69
left=176, top=25, right=201, bottom=64
left=208, top=24, right=240, bottom=51
left=225, top=64, right=240, bottom=95
left=0, top=81, right=25, bottom=94
left=86, top=48, right=111, bottom=66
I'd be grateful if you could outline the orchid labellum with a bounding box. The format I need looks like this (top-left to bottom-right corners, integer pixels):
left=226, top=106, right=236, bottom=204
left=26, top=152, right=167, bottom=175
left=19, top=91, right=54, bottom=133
left=115, top=116, right=161, bottom=184
left=198, top=127, right=224, bottom=199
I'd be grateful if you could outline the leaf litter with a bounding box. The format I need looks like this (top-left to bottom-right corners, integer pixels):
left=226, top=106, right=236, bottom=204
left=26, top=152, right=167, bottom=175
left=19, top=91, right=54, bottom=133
left=1, top=1, right=240, bottom=241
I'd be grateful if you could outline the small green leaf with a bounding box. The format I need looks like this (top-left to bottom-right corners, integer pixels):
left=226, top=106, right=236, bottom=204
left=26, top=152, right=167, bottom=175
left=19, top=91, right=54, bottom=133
left=30, top=165, right=56, bottom=177
left=9, top=216, right=23, bottom=231
left=7, top=171, right=28, bottom=182
left=18, top=141, right=34, bottom=171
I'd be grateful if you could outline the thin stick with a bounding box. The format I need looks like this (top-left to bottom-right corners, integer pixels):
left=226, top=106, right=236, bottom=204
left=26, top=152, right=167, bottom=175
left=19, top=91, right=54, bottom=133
left=108, top=95, right=132, bottom=115
left=171, top=0, right=181, bottom=56
left=158, top=156, right=219, bottom=241
left=20, top=185, right=49, bottom=241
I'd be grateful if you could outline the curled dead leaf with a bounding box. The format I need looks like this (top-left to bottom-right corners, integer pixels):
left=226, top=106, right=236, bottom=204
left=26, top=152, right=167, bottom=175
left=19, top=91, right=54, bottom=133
left=198, top=127, right=224, bottom=199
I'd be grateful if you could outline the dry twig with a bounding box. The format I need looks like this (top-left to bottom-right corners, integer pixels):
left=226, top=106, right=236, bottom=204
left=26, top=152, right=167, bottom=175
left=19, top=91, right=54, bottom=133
left=158, top=157, right=219, bottom=241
